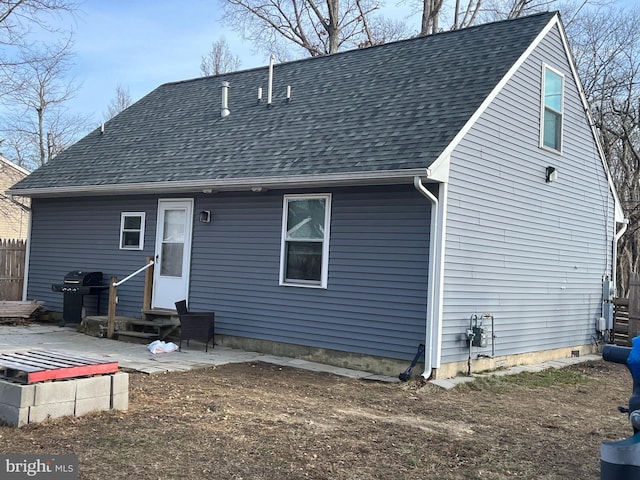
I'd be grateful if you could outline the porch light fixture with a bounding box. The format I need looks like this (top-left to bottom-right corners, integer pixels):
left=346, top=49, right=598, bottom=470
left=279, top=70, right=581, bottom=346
left=545, top=166, right=558, bottom=183
left=199, top=210, right=211, bottom=223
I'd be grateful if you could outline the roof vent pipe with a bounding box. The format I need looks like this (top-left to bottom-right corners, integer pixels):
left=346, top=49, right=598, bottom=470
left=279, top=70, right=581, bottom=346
left=267, top=54, right=275, bottom=106
left=286, top=85, right=291, bottom=102
left=221, top=81, right=230, bottom=118
left=257, top=87, right=262, bottom=103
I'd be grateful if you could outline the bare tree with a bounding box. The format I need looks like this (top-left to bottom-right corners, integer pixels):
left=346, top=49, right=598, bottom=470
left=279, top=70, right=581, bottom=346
left=104, top=84, right=133, bottom=121
left=566, top=5, right=640, bottom=296
left=419, top=0, right=444, bottom=35
left=200, top=38, right=241, bottom=76
left=0, top=0, right=78, bottom=74
left=221, top=0, right=407, bottom=58
left=1, top=39, right=88, bottom=169
left=451, top=0, right=482, bottom=30
left=0, top=0, right=79, bottom=167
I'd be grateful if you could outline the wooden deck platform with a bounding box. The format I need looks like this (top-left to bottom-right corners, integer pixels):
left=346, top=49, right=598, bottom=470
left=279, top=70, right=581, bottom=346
left=0, top=350, right=119, bottom=384
left=0, top=301, right=44, bottom=325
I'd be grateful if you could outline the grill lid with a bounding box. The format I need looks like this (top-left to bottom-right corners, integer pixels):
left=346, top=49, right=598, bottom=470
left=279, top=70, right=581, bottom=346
left=63, top=271, right=103, bottom=286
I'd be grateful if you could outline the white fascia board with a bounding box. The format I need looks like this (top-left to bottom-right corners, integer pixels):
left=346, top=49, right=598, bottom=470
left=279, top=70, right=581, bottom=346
left=426, top=153, right=450, bottom=183
left=554, top=17, right=625, bottom=223
left=7, top=168, right=431, bottom=198
left=0, top=155, right=30, bottom=176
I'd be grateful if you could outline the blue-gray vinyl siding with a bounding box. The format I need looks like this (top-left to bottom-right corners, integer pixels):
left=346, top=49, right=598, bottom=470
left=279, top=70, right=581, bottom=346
left=28, top=197, right=158, bottom=316
left=441, top=24, right=615, bottom=364
left=26, top=185, right=429, bottom=361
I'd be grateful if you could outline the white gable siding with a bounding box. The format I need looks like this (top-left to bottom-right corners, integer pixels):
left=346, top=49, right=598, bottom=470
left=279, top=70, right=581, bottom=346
left=441, top=24, right=614, bottom=365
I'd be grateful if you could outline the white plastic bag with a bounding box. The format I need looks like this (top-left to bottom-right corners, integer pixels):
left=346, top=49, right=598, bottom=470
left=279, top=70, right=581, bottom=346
left=147, top=340, right=179, bottom=354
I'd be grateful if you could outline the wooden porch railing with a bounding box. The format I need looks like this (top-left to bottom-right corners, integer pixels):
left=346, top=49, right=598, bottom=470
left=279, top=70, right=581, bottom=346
left=107, top=257, right=154, bottom=338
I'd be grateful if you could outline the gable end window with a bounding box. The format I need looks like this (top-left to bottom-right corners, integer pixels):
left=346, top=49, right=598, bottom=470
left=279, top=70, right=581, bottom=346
left=540, top=65, right=564, bottom=152
left=279, top=194, right=331, bottom=288
left=120, top=212, right=145, bottom=250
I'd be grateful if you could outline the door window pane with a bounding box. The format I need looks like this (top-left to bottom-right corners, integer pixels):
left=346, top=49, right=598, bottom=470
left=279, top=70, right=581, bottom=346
left=161, top=243, right=184, bottom=277
left=163, top=209, right=185, bottom=242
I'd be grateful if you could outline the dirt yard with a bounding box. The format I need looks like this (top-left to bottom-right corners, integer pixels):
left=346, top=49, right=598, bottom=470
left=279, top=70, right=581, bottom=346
left=0, top=359, right=633, bottom=479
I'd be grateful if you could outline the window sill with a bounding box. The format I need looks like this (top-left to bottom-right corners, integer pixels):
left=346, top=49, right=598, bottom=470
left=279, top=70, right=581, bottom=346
left=539, top=144, right=562, bottom=155
left=280, top=281, right=326, bottom=289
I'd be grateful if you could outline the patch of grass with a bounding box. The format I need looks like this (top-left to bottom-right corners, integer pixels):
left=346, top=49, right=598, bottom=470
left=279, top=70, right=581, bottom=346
left=455, top=368, right=592, bottom=393
left=397, top=448, right=422, bottom=468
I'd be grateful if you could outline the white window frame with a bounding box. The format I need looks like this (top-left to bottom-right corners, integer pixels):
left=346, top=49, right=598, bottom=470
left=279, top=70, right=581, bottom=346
left=279, top=194, right=332, bottom=289
left=119, top=212, right=146, bottom=250
left=539, top=64, right=564, bottom=154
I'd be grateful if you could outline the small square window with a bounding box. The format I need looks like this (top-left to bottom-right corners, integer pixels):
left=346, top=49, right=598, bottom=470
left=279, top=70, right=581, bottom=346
left=120, top=212, right=145, bottom=250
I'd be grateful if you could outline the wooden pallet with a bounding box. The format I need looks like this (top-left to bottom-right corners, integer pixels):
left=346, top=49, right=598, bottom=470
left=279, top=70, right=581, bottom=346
left=0, top=350, right=118, bottom=384
left=613, top=298, right=631, bottom=346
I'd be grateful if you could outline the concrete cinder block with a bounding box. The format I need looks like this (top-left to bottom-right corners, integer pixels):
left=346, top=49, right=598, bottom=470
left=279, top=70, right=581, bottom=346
left=75, top=376, right=111, bottom=400
left=111, top=372, right=129, bottom=395
left=29, top=400, right=75, bottom=423
left=0, top=402, right=29, bottom=427
left=111, top=392, right=128, bottom=411
left=0, top=381, right=35, bottom=408
left=34, top=381, right=77, bottom=405
left=75, top=395, right=111, bottom=417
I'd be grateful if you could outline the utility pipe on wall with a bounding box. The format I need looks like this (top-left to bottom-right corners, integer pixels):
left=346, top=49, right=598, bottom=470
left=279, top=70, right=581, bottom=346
left=613, top=218, right=629, bottom=295
left=414, top=176, right=439, bottom=379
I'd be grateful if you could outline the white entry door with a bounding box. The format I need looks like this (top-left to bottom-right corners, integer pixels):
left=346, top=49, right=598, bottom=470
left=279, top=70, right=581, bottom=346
left=152, top=199, right=194, bottom=310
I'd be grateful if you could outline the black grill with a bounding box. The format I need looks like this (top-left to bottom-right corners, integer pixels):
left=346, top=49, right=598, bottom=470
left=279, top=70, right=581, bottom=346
left=51, top=271, right=107, bottom=325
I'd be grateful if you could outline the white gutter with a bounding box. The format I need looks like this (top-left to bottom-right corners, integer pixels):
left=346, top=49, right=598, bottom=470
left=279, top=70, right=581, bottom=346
left=414, top=176, right=444, bottom=379
left=613, top=218, right=629, bottom=295
left=8, top=168, right=429, bottom=198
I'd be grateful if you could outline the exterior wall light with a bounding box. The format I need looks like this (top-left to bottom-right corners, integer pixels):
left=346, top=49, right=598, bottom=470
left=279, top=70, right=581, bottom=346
left=199, top=210, right=211, bottom=223
left=545, top=166, right=558, bottom=183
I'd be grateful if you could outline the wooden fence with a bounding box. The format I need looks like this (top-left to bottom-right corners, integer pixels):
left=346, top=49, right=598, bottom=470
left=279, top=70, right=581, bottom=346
left=0, top=239, right=26, bottom=301
left=613, top=274, right=640, bottom=345
left=613, top=297, right=630, bottom=346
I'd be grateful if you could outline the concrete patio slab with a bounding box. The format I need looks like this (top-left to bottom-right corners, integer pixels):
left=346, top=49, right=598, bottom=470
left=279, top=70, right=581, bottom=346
left=0, top=324, right=604, bottom=386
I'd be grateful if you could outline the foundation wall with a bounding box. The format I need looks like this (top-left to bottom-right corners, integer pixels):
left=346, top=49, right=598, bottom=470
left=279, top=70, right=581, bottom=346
left=432, top=344, right=598, bottom=380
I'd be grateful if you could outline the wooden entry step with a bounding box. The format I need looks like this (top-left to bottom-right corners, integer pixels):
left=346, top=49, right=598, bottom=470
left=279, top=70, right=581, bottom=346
left=115, top=330, right=160, bottom=344
left=141, top=308, right=179, bottom=322
left=82, top=315, right=179, bottom=342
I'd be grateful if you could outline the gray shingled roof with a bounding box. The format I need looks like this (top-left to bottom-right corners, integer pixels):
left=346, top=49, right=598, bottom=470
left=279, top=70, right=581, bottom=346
left=11, top=12, right=556, bottom=195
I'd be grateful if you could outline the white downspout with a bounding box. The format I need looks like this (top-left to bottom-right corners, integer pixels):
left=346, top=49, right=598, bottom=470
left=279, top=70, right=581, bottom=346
left=414, top=176, right=439, bottom=379
left=613, top=218, right=629, bottom=295
left=21, top=209, right=32, bottom=301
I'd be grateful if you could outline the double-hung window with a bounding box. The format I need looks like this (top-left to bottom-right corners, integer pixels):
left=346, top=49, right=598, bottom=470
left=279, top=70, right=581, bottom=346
left=540, top=65, right=564, bottom=152
left=280, top=194, right=331, bottom=288
left=119, top=212, right=145, bottom=250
